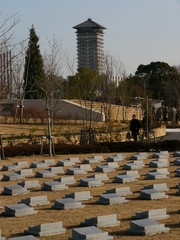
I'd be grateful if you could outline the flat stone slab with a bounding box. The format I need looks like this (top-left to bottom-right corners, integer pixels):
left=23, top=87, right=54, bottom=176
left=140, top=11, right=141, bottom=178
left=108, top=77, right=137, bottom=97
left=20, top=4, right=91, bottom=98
left=78, top=164, right=92, bottom=171
left=146, top=172, right=168, bottom=180
left=128, top=218, right=169, bottom=235
left=66, top=168, right=87, bottom=175
left=114, top=174, right=136, bottom=183
left=16, top=169, right=34, bottom=177
left=48, top=166, right=64, bottom=174
left=175, top=168, right=180, bottom=177
left=80, top=178, right=104, bottom=187
left=3, top=203, right=37, bottom=217
left=130, top=154, right=147, bottom=160
left=58, top=176, right=76, bottom=185
left=107, top=154, right=125, bottom=162
left=98, top=193, right=128, bottom=205
left=68, top=157, right=80, bottom=163
left=20, top=195, right=50, bottom=206
left=69, top=226, right=113, bottom=240
left=57, top=160, right=75, bottom=166
left=2, top=164, right=21, bottom=171
left=18, top=180, right=41, bottom=189
left=43, top=181, right=68, bottom=191
left=83, top=157, right=101, bottom=164
left=140, top=189, right=168, bottom=200
left=173, top=151, right=180, bottom=157
left=143, top=183, right=169, bottom=192
left=89, top=174, right=108, bottom=181
left=106, top=187, right=132, bottom=196
left=35, top=170, right=56, bottom=178
left=41, top=159, right=55, bottom=166
left=3, top=185, right=29, bottom=195
left=8, top=236, right=38, bottom=240
left=95, top=165, right=114, bottom=173
left=107, top=162, right=119, bottom=168
left=53, top=198, right=85, bottom=210
left=83, top=214, right=120, bottom=227
left=64, top=191, right=92, bottom=201
left=123, top=162, right=143, bottom=170
left=15, top=161, right=29, bottom=168
left=25, top=222, right=66, bottom=236
left=174, top=159, right=180, bottom=166
left=3, top=173, right=24, bottom=181
left=152, top=152, right=169, bottom=158
left=132, top=208, right=169, bottom=220
left=30, top=162, right=48, bottom=168
left=149, top=160, right=168, bottom=168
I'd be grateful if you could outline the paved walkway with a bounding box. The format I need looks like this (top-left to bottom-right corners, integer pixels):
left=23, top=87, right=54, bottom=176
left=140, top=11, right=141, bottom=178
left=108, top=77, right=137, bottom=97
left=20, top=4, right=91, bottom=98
left=158, top=128, right=180, bottom=141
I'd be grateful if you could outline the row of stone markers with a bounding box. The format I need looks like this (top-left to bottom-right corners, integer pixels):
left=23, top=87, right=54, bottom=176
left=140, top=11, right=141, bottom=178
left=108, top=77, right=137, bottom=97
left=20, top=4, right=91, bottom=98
left=0, top=150, right=179, bottom=239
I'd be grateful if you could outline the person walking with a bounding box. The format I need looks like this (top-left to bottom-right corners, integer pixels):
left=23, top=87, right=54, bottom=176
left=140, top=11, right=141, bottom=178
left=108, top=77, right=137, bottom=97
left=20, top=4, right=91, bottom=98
left=130, top=114, right=141, bottom=142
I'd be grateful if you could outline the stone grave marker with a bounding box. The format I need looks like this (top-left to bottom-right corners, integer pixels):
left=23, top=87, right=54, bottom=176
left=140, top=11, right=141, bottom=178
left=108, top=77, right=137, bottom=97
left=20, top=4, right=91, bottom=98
left=3, top=203, right=37, bottom=216
left=175, top=168, right=180, bottom=177
left=123, top=161, right=144, bottom=170
left=57, top=159, right=75, bottom=167
left=149, top=160, right=168, bottom=168
left=30, top=162, right=48, bottom=169
left=146, top=168, right=169, bottom=180
left=128, top=218, right=169, bottom=235
left=66, top=167, right=87, bottom=175
left=25, top=222, right=66, bottom=236
left=14, top=161, right=29, bottom=168
left=8, top=236, right=38, bottom=240
left=3, top=185, right=29, bottom=195
left=43, top=181, right=68, bottom=191
left=174, top=159, right=180, bottom=166
left=130, top=154, right=147, bottom=160
left=89, top=173, right=108, bottom=181
left=173, top=151, right=180, bottom=157
left=53, top=198, right=85, bottom=210
left=98, top=193, right=128, bottom=205
left=140, top=189, right=168, bottom=200
left=2, top=164, right=20, bottom=171
left=41, top=159, right=55, bottom=166
left=105, top=187, right=132, bottom=196
left=143, top=183, right=169, bottom=192
left=58, top=176, right=76, bottom=185
left=20, top=195, right=50, bottom=206
left=16, top=169, right=34, bottom=178
left=132, top=208, right=169, bottom=220
left=107, top=154, right=125, bottom=162
left=64, top=191, right=92, bottom=201
left=80, top=178, right=104, bottom=187
left=2, top=173, right=24, bottom=181
left=18, top=180, right=41, bottom=189
left=48, top=166, right=64, bottom=174
left=35, top=170, right=56, bottom=178
left=69, top=226, right=113, bottom=240
left=95, top=165, right=114, bottom=173
left=82, top=214, right=120, bottom=227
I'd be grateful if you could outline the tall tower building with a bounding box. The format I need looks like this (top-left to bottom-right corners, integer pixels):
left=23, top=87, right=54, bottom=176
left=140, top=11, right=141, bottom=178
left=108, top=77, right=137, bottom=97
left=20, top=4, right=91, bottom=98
left=73, top=18, right=106, bottom=75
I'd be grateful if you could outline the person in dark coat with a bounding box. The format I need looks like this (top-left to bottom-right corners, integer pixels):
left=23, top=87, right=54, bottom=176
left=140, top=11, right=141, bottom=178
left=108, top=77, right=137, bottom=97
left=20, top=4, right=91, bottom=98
left=130, top=114, right=141, bottom=141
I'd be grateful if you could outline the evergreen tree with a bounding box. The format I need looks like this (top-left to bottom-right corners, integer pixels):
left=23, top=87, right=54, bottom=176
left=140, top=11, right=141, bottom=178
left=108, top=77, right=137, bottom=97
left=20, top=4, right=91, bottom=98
left=23, top=25, right=44, bottom=99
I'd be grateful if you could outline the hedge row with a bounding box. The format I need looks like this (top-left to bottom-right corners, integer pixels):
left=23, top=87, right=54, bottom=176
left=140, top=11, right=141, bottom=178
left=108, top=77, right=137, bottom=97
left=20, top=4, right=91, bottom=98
left=3, top=140, right=180, bottom=158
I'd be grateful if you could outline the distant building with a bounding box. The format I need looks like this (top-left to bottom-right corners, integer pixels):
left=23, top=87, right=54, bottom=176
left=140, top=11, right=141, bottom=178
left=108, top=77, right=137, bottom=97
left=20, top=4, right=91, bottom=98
left=73, top=18, right=106, bottom=75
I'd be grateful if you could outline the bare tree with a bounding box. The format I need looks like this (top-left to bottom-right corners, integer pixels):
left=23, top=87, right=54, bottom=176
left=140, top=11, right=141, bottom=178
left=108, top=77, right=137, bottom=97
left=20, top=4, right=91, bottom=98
left=101, top=53, right=126, bottom=139
left=38, top=36, right=63, bottom=156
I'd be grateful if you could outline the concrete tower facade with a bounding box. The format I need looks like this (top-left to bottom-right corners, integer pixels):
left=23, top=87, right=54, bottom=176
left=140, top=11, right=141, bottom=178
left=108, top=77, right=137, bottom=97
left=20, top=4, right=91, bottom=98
left=73, top=18, right=106, bottom=75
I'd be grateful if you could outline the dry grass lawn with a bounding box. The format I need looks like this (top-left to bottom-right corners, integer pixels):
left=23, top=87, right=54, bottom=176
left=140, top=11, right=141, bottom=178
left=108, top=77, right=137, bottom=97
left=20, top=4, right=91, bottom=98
left=0, top=152, right=179, bottom=239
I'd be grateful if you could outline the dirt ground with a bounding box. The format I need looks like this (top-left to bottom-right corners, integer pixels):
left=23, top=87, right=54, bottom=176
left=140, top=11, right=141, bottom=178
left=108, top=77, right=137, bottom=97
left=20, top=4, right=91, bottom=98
left=0, top=151, right=179, bottom=240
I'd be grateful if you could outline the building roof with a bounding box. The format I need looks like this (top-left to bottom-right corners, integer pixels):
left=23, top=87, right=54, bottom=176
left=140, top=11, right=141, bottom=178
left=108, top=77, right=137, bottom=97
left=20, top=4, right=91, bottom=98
left=73, top=18, right=106, bottom=30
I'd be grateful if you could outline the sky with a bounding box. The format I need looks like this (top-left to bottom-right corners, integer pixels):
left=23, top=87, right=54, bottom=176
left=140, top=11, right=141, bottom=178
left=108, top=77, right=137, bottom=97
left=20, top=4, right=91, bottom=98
left=1, top=0, right=180, bottom=77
